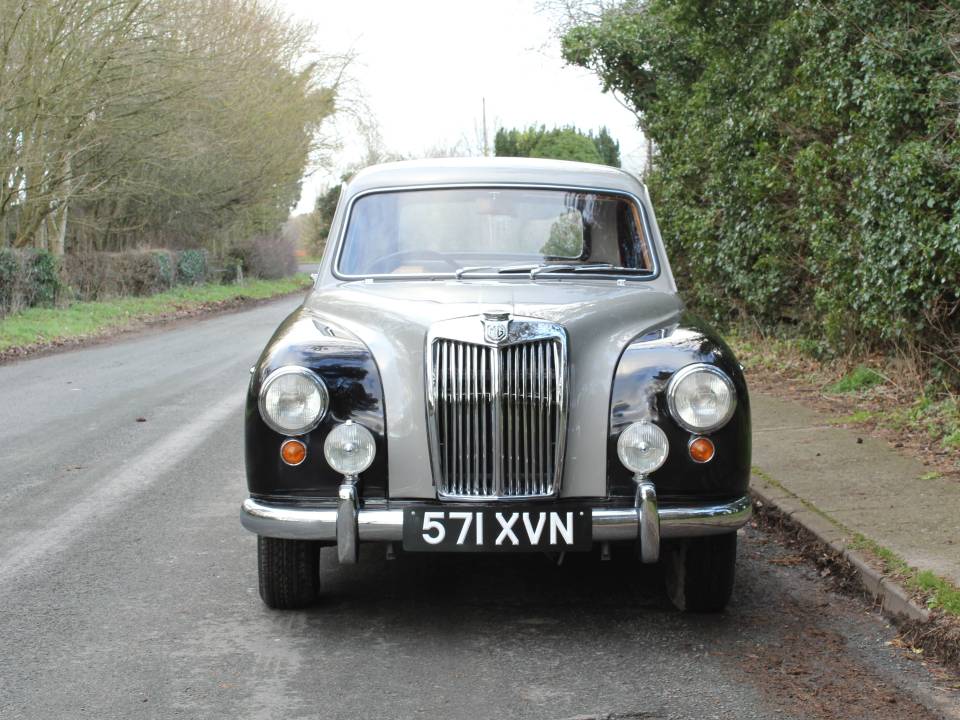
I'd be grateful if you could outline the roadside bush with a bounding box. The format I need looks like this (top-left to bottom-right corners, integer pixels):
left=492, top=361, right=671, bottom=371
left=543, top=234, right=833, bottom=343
left=250, top=234, right=297, bottom=279
left=27, top=251, right=61, bottom=307
left=0, top=248, right=20, bottom=315
left=562, top=0, right=960, bottom=386
left=176, top=249, right=208, bottom=285
left=0, top=249, right=62, bottom=316
left=225, top=234, right=296, bottom=279
left=152, top=250, right=176, bottom=287
left=63, top=249, right=180, bottom=300
left=62, top=252, right=108, bottom=300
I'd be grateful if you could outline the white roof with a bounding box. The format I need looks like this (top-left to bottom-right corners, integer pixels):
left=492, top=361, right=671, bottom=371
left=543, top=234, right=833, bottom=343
left=344, top=157, right=645, bottom=196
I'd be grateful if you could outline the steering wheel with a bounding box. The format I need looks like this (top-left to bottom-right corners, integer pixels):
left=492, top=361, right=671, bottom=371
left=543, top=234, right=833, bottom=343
left=364, top=249, right=461, bottom=274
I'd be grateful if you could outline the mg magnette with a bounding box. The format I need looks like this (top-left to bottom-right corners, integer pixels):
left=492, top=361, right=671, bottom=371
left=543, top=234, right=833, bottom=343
left=241, top=158, right=751, bottom=612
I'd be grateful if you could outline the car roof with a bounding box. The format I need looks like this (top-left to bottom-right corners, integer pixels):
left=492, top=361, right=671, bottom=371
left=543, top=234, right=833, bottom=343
left=344, top=157, right=646, bottom=196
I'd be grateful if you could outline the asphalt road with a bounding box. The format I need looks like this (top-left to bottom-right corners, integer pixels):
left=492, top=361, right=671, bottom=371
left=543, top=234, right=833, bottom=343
left=0, top=296, right=954, bottom=720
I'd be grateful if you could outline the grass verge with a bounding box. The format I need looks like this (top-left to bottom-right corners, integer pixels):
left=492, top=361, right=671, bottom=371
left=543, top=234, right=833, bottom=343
left=848, top=534, right=960, bottom=616
left=0, top=274, right=311, bottom=354
left=752, top=497, right=960, bottom=672
left=729, top=328, right=960, bottom=476
left=754, top=465, right=960, bottom=618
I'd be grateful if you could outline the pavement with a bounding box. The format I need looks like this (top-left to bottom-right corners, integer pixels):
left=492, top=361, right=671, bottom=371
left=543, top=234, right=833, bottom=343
left=750, top=393, right=960, bottom=616
left=0, top=296, right=957, bottom=719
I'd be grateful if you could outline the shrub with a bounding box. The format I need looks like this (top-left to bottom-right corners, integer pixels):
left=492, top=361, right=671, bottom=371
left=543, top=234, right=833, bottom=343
left=225, top=234, right=296, bottom=280
left=62, top=252, right=109, bottom=300
left=176, top=249, right=208, bottom=284
left=0, top=249, right=62, bottom=315
left=249, top=234, right=297, bottom=279
left=63, top=249, right=181, bottom=300
left=25, top=251, right=61, bottom=307
left=152, top=250, right=176, bottom=287
left=0, top=248, right=20, bottom=315
left=562, top=0, right=960, bottom=386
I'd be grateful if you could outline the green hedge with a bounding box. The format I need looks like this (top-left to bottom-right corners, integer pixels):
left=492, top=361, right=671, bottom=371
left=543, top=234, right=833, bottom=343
left=0, top=249, right=62, bottom=315
left=224, top=234, right=297, bottom=280
left=0, top=243, right=298, bottom=317
left=176, top=249, right=208, bottom=285
left=563, top=1, right=960, bottom=382
left=62, top=250, right=178, bottom=300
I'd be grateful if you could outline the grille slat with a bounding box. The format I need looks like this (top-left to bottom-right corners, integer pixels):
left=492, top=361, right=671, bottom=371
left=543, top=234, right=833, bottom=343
left=431, top=335, right=564, bottom=499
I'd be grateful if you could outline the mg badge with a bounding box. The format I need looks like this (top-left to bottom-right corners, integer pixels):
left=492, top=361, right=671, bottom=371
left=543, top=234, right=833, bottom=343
left=483, top=311, right=510, bottom=344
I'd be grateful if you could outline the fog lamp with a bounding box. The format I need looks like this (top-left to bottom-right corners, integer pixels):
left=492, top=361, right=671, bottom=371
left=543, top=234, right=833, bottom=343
left=324, top=421, right=375, bottom=476
left=617, top=421, right=669, bottom=476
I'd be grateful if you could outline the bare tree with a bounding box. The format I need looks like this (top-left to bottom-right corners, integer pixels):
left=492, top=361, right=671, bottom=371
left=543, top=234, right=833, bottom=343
left=0, top=0, right=346, bottom=253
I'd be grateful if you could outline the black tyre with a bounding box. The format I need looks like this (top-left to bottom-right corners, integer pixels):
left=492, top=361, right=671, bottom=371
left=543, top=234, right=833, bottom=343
left=257, top=536, right=321, bottom=609
left=663, top=532, right=737, bottom=613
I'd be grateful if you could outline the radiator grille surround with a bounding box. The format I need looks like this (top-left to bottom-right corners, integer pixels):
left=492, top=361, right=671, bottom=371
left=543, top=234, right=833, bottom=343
left=427, top=315, right=568, bottom=500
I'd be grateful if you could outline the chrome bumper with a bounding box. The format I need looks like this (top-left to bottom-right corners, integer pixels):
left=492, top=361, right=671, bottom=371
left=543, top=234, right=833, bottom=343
left=240, top=493, right=752, bottom=564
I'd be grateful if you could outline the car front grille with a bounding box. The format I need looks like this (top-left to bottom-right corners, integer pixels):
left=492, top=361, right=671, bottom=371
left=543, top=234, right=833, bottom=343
left=428, top=320, right=567, bottom=500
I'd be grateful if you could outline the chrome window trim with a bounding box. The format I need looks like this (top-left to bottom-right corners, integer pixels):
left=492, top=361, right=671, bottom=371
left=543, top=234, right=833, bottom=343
left=425, top=314, right=569, bottom=501
left=258, top=366, right=329, bottom=436
left=330, top=183, right=661, bottom=283
left=666, top=363, right=737, bottom=434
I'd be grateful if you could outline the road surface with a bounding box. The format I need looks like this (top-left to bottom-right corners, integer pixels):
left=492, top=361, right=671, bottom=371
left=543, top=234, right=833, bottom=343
left=0, top=296, right=953, bottom=720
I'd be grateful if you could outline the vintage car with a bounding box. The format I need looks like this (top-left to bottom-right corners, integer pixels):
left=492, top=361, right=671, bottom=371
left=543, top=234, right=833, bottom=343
left=241, top=157, right=751, bottom=612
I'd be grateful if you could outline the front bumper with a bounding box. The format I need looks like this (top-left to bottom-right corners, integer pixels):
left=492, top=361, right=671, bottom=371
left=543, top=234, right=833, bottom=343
left=240, top=492, right=752, bottom=564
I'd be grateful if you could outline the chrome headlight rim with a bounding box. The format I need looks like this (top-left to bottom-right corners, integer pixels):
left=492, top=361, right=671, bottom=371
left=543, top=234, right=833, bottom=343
left=666, top=363, right=737, bottom=434
left=257, top=365, right=329, bottom=436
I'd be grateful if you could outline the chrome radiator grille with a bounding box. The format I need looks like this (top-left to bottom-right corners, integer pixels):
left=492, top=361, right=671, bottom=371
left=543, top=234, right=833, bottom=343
left=428, top=317, right=567, bottom=500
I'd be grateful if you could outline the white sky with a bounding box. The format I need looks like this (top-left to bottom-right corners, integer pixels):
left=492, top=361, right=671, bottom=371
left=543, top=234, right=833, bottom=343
left=279, top=0, right=648, bottom=214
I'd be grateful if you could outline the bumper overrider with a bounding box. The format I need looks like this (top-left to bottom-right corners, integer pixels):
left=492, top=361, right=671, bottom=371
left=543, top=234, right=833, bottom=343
left=240, top=480, right=752, bottom=565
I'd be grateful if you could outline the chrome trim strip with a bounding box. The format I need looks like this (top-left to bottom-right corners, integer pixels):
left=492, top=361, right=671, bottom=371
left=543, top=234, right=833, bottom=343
left=330, top=183, right=662, bottom=283
left=240, top=495, right=752, bottom=543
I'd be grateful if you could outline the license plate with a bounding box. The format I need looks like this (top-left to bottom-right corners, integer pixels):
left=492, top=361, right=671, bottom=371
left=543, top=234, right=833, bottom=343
left=402, top=507, right=592, bottom=552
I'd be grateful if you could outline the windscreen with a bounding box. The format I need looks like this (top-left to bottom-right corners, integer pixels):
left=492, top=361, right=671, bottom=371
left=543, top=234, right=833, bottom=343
left=337, top=187, right=654, bottom=276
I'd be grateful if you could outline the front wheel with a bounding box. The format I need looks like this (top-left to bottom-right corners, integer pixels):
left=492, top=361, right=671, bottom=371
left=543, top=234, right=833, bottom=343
left=663, top=532, right=737, bottom=613
left=257, top=536, right=320, bottom=609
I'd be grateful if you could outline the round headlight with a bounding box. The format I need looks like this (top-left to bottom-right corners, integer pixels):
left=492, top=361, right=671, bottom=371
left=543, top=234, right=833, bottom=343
left=324, top=421, right=376, bottom=476
left=617, top=421, right=669, bottom=476
left=258, top=366, right=329, bottom=435
left=666, top=363, right=736, bottom=433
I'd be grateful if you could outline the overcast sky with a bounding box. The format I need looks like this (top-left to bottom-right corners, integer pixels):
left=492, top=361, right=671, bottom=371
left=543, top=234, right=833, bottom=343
left=279, top=0, right=647, bottom=214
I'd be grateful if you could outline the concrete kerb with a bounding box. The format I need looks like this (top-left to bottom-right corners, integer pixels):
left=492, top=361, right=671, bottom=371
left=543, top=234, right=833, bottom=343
left=751, top=476, right=930, bottom=624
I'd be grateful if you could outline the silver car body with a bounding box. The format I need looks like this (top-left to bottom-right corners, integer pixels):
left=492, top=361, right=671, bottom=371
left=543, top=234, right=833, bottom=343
left=310, top=158, right=680, bottom=500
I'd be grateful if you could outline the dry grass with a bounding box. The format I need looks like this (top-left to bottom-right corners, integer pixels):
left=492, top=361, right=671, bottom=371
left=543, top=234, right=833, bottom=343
left=729, top=329, right=960, bottom=480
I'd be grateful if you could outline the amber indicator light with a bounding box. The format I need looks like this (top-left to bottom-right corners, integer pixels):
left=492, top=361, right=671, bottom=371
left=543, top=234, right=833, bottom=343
left=688, top=436, right=715, bottom=463
left=280, top=439, right=307, bottom=466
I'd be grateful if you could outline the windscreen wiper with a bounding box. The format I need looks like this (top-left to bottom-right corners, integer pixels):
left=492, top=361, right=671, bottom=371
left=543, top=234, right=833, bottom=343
left=529, top=263, right=647, bottom=278
left=454, top=264, right=540, bottom=278
left=454, top=263, right=652, bottom=279
left=569, top=264, right=653, bottom=275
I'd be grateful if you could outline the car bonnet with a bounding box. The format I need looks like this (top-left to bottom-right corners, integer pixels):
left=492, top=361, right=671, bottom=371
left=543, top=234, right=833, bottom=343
left=304, top=280, right=683, bottom=498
